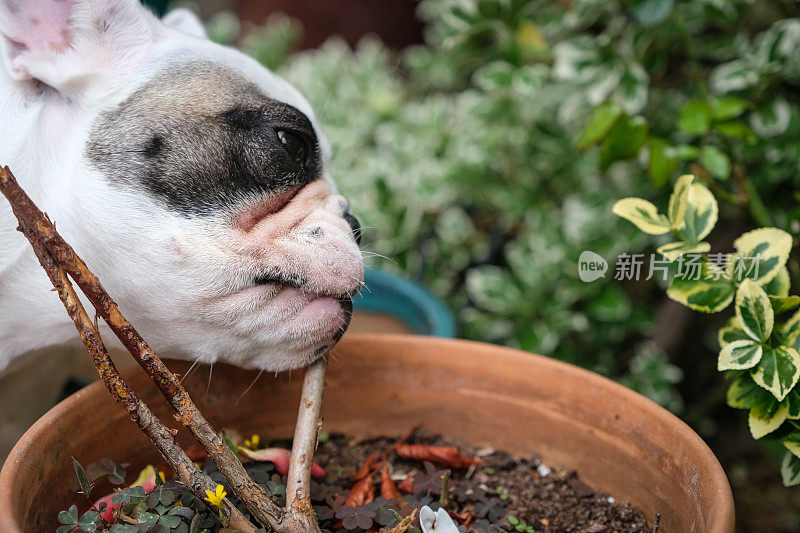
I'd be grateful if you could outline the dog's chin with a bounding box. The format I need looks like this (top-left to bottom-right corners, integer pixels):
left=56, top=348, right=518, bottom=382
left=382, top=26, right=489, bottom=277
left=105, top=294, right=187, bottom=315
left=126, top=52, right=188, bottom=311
left=247, top=293, right=353, bottom=371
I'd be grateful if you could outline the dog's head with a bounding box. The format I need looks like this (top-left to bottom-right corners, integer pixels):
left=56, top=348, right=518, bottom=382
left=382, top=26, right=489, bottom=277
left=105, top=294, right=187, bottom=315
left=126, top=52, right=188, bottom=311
left=0, top=1, right=364, bottom=371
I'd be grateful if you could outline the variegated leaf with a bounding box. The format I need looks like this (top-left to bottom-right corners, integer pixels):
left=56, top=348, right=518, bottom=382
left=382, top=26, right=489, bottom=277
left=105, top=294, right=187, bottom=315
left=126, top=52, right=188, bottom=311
left=749, top=401, right=788, bottom=439
left=667, top=264, right=734, bottom=313
left=751, top=345, right=800, bottom=401
left=667, top=174, right=693, bottom=230
left=786, top=389, right=800, bottom=419
left=782, top=451, right=800, bottom=487
left=727, top=374, right=775, bottom=409
left=612, top=198, right=670, bottom=235
left=730, top=228, right=793, bottom=285
left=679, top=183, right=718, bottom=243
left=718, top=339, right=763, bottom=370
left=764, top=266, right=791, bottom=297
left=718, top=317, right=750, bottom=349
left=656, top=241, right=710, bottom=262
left=782, top=309, right=800, bottom=349
left=771, top=296, right=800, bottom=315
left=735, top=279, right=773, bottom=342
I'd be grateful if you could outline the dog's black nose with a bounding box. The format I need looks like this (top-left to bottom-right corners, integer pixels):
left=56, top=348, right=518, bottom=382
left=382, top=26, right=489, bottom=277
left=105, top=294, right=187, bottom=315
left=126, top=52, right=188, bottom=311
left=343, top=212, right=361, bottom=245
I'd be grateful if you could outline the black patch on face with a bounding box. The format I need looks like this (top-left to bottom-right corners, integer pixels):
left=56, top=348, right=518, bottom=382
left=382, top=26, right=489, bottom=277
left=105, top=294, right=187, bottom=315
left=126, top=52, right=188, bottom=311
left=85, top=62, right=322, bottom=217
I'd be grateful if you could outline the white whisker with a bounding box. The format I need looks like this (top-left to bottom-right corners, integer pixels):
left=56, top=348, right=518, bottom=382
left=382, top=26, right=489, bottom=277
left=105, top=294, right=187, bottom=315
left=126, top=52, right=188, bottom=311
left=180, top=359, right=200, bottom=384
left=204, top=363, right=214, bottom=403
left=234, top=370, right=264, bottom=406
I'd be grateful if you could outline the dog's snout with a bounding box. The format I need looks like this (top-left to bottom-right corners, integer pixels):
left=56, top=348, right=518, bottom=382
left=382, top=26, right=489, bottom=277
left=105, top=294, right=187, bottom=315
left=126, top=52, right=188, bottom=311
left=343, top=212, right=362, bottom=245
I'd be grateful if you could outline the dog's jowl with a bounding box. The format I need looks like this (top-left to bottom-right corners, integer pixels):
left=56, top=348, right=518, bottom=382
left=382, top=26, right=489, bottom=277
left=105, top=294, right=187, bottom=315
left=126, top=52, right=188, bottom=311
left=0, top=1, right=363, bottom=381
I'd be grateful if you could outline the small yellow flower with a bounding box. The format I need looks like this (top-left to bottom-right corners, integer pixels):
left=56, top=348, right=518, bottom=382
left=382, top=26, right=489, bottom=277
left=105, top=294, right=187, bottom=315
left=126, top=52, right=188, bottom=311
left=204, top=484, right=227, bottom=508
left=244, top=434, right=261, bottom=450
left=158, top=471, right=166, bottom=483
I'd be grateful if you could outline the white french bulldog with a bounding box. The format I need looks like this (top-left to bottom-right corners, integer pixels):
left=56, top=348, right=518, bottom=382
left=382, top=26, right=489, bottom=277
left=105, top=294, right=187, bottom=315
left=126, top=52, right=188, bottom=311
left=0, top=0, right=364, bottom=374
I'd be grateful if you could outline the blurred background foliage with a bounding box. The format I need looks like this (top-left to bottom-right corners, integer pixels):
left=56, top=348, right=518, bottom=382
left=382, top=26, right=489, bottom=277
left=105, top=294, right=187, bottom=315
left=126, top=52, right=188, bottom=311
left=170, top=0, right=800, bottom=529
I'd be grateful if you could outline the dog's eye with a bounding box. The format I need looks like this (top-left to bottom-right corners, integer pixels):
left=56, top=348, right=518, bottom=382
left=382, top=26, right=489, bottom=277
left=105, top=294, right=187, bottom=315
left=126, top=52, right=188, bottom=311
left=277, top=130, right=308, bottom=165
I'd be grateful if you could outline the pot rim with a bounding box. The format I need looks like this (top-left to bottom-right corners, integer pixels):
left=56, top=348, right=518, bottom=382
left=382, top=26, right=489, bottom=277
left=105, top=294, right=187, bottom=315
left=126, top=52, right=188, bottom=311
left=0, top=333, right=735, bottom=532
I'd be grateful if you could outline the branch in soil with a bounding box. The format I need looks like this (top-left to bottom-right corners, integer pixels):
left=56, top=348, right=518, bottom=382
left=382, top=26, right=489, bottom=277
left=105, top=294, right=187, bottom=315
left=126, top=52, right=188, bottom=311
left=285, top=359, right=326, bottom=529
left=0, top=166, right=325, bottom=533
left=9, top=216, right=254, bottom=532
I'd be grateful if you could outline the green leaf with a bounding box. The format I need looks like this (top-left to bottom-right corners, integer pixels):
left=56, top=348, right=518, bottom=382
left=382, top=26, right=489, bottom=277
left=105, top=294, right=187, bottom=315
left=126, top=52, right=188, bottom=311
left=735, top=279, right=774, bottom=342
left=749, top=400, right=788, bottom=438
left=730, top=228, right=793, bottom=285
left=678, top=100, right=712, bottom=135
left=109, top=525, right=140, bottom=533
left=700, top=145, right=730, bottom=180
left=771, top=296, right=800, bottom=315
left=679, top=183, right=718, bottom=242
left=58, top=505, right=80, bottom=526
left=667, top=265, right=734, bottom=313
left=714, top=120, right=757, bottom=142
left=159, top=515, right=183, bottom=529
left=764, top=267, right=791, bottom=297
left=72, top=457, right=92, bottom=498
left=633, top=0, right=674, bottom=26
left=577, top=102, right=624, bottom=149
left=78, top=511, right=99, bottom=532
left=718, top=339, right=763, bottom=370
left=727, top=374, right=775, bottom=409
left=719, top=317, right=750, bottom=348
left=656, top=241, right=710, bottom=261
left=599, top=115, right=648, bottom=171
left=648, top=139, right=678, bottom=187
left=782, top=451, right=800, bottom=486
left=667, top=174, right=693, bottom=229
left=787, top=389, right=800, bottom=419
left=710, top=97, right=749, bottom=120
left=751, top=345, right=800, bottom=401
left=612, top=198, right=670, bottom=234
left=675, top=145, right=699, bottom=160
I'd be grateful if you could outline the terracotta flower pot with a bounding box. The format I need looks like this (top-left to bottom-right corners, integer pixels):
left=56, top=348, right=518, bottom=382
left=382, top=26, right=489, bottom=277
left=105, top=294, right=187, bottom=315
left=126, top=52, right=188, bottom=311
left=0, top=334, right=734, bottom=532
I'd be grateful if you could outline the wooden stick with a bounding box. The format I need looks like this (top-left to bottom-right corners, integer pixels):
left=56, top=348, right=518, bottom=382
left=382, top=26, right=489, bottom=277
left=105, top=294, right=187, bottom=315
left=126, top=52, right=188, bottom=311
left=15, top=218, right=255, bottom=533
left=284, top=359, right=326, bottom=529
left=0, top=166, right=316, bottom=531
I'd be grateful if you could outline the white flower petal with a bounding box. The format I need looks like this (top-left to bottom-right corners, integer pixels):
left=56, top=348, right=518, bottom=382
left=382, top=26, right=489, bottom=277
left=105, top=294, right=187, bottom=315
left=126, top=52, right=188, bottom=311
left=420, top=505, right=460, bottom=533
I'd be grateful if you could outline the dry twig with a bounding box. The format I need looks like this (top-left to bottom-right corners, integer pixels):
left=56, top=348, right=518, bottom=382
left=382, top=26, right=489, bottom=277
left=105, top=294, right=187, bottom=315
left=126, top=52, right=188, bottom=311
left=0, top=166, right=326, bottom=533
left=285, top=358, right=327, bottom=530
left=1, top=193, right=255, bottom=532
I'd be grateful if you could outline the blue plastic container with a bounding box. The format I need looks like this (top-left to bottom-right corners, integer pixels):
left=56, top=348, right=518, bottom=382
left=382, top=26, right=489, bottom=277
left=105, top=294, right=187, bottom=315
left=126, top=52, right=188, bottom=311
left=352, top=268, right=456, bottom=337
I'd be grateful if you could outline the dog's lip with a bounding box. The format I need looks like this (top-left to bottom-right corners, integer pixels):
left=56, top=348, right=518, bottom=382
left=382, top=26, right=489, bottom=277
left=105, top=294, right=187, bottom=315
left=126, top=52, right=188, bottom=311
left=237, top=184, right=304, bottom=232
left=252, top=273, right=362, bottom=299
left=253, top=272, right=306, bottom=290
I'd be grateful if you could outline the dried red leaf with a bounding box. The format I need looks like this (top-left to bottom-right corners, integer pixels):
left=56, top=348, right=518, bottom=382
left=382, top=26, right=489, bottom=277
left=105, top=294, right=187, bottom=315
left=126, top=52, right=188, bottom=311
left=344, top=474, right=375, bottom=507
left=379, top=464, right=402, bottom=503
left=354, top=452, right=380, bottom=480
left=397, top=475, right=415, bottom=494
left=451, top=510, right=473, bottom=526
left=394, top=444, right=481, bottom=469
left=238, top=447, right=325, bottom=477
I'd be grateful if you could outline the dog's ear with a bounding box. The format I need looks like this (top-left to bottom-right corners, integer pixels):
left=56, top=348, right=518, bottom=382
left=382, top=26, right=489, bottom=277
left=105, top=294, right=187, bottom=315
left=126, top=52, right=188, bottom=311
left=162, top=8, right=206, bottom=39
left=0, top=0, right=154, bottom=94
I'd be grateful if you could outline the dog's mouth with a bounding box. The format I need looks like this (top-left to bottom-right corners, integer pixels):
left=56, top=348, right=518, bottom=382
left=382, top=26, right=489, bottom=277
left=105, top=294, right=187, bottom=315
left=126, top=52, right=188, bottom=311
left=252, top=272, right=361, bottom=301
left=253, top=272, right=307, bottom=291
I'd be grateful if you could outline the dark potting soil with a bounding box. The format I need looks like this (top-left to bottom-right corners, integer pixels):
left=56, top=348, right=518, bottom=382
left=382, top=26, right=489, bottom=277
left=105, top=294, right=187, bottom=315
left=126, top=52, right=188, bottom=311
left=310, top=430, right=649, bottom=533
left=61, top=429, right=649, bottom=533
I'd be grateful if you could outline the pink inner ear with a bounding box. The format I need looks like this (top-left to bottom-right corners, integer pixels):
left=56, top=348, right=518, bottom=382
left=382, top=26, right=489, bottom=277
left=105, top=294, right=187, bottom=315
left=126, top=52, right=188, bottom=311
left=9, top=0, right=75, bottom=54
